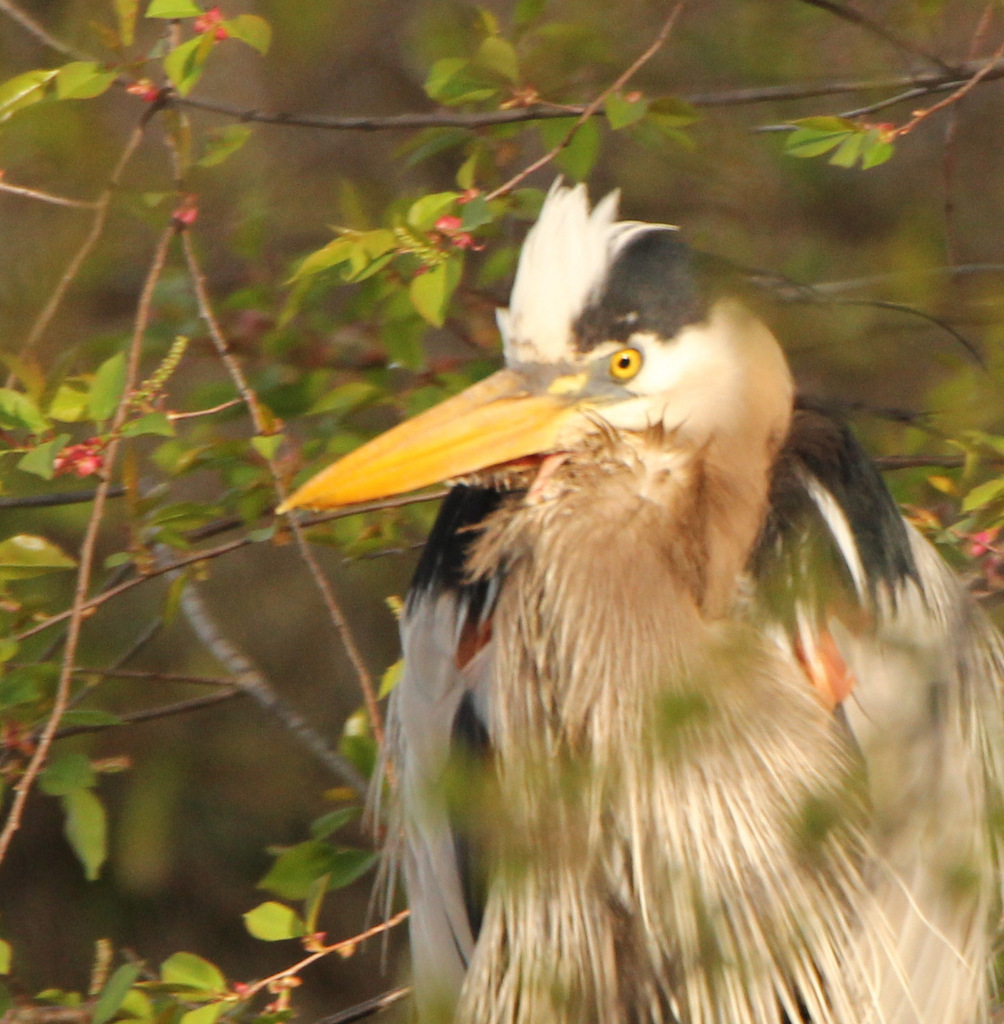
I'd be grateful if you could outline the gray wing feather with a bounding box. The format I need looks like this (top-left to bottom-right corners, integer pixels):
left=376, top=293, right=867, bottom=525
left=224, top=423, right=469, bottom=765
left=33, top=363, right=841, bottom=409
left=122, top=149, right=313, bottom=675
left=383, top=590, right=492, bottom=1015
left=824, top=517, right=1004, bottom=1023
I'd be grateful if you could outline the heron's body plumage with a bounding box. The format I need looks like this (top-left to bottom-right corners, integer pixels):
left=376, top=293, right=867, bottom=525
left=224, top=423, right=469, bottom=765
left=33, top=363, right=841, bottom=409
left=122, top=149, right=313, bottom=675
left=283, top=184, right=1004, bottom=1023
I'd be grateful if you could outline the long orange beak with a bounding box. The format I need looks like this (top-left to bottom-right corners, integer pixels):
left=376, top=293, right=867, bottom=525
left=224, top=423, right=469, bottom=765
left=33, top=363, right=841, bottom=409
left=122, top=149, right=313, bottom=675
left=277, top=369, right=584, bottom=512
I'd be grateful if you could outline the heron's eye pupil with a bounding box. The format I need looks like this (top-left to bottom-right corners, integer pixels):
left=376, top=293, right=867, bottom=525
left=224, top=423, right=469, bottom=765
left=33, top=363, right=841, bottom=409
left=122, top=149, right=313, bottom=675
left=609, top=347, right=643, bottom=381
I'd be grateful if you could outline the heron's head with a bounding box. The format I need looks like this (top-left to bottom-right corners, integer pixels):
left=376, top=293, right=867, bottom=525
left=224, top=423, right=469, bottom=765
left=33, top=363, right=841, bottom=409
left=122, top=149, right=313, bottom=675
left=279, top=184, right=794, bottom=512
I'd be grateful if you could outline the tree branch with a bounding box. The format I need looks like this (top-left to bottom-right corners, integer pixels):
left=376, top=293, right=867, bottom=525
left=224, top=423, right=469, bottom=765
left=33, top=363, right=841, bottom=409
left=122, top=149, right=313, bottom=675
left=796, top=0, right=955, bottom=73
left=173, top=566, right=368, bottom=795
left=0, top=221, right=176, bottom=872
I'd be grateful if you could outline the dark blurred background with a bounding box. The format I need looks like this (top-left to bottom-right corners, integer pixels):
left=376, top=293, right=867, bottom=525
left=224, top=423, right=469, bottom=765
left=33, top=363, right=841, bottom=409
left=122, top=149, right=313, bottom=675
left=1, top=0, right=1003, bottom=1018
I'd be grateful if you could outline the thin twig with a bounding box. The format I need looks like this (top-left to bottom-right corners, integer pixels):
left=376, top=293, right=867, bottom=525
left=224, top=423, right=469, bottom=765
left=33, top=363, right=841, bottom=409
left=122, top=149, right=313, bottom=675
left=312, top=987, right=411, bottom=1024
left=485, top=3, right=687, bottom=202
left=0, top=179, right=100, bottom=209
left=240, top=911, right=410, bottom=1000
left=796, top=0, right=954, bottom=73
left=180, top=230, right=385, bottom=749
left=0, top=222, right=176, bottom=872
left=173, top=562, right=368, bottom=795
left=168, top=398, right=244, bottom=421
left=0, top=486, right=126, bottom=510
left=12, top=490, right=448, bottom=646
left=895, top=34, right=1004, bottom=136
left=53, top=687, right=242, bottom=740
left=0, top=0, right=89, bottom=59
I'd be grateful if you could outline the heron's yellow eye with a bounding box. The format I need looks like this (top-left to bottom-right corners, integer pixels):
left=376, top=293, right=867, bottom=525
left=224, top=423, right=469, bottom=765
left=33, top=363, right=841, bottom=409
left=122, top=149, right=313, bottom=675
left=609, top=347, right=643, bottom=381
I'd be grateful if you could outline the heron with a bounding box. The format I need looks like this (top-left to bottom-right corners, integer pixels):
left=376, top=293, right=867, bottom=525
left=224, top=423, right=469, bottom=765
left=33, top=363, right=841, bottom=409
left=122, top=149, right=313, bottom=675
left=280, top=184, right=1004, bottom=1024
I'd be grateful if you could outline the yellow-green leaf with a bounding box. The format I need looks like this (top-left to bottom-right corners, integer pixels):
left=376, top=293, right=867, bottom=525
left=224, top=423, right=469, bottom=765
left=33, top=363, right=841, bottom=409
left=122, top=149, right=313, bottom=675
left=0, top=388, right=47, bottom=433
left=242, top=901, right=306, bottom=941
left=251, top=434, right=283, bottom=460
left=62, top=787, right=107, bottom=881
left=605, top=92, right=648, bottom=130
left=224, top=15, right=272, bottom=54
left=197, top=124, right=252, bottom=168
left=0, top=534, right=76, bottom=579
left=115, top=0, right=140, bottom=46
left=163, top=34, right=213, bottom=97
left=17, top=435, right=70, bottom=480
left=41, top=751, right=96, bottom=797
left=55, top=62, right=116, bottom=100
left=475, top=35, right=518, bottom=83
left=379, top=659, right=403, bottom=698
left=0, top=69, right=58, bottom=123
left=407, top=191, right=460, bottom=231
left=146, top=0, right=201, bottom=17
left=49, top=382, right=89, bottom=422
left=0, top=940, right=10, bottom=976
left=962, top=477, right=1004, bottom=513
left=88, top=352, right=127, bottom=422
left=409, top=258, right=462, bottom=326
left=160, top=953, right=226, bottom=996
left=180, top=1005, right=222, bottom=1024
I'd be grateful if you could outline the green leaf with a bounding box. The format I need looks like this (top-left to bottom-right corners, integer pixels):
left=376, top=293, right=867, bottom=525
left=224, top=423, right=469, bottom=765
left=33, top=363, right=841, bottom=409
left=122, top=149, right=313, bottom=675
left=0, top=639, right=17, bottom=664
left=605, top=92, right=648, bottom=130
left=55, top=62, right=116, bottom=100
left=0, top=388, right=48, bottom=433
left=962, top=476, right=1004, bottom=513
left=92, top=964, right=142, bottom=1024
left=828, top=131, right=866, bottom=168
left=424, top=58, right=499, bottom=106
left=409, top=258, right=462, bottom=326
left=326, top=848, right=378, bottom=890
left=784, top=118, right=859, bottom=160
left=160, top=952, right=226, bottom=996
left=288, top=236, right=356, bottom=283
left=88, top=352, right=127, bottom=422
left=861, top=133, right=894, bottom=169
left=539, top=117, right=600, bottom=181
left=0, top=664, right=46, bottom=711
left=309, top=806, right=361, bottom=839
left=121, top=412, right=175, bottom=438
left=0, top=69, right=58, bottom=124
left=197, top=124, right=252, bottom=167
left=145, top=0, right=201, bottom=17
left=475, top=36, right=518, bottom=83
left=17, top=435, right=70, bottom=480
left=49, top=382, right=90, bottom=422
left=242, top=901, right=306, bottom=941
left=40, top=751, right=96, bottom=796
left=0, top=534, right=76, bottom=580
left=115, top=0, right=140, bottom=46
left=378, top=659, right=403, bottom=698
left=407, top=191, right=460, bottom=231
left=459, top=195, right=492, bottom=231
left=224, top=15, right=272, bottom=54
left=307, top=381, right=379, bottom=417
left=180, top=1005, right=222, bottom=1024
left=163, top=34, right=213, bottom=97
left=118, top=989, right=153, bottom=1023
left=259, top=840, right=340, bottom=900
left=251, top=434, right=283, bottom=460
left=647, top=95, right=700, bottom=127
left=0, top=941, right=10, bottom=976
left=62, top=787, right=107, bottom=880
